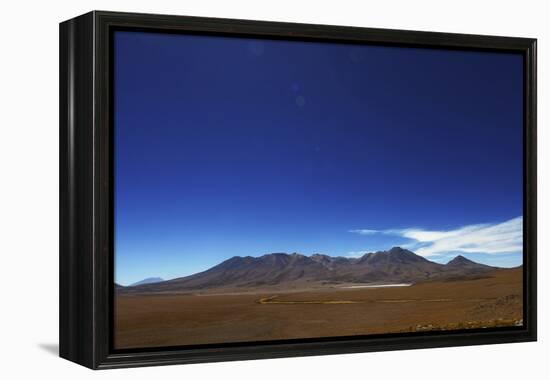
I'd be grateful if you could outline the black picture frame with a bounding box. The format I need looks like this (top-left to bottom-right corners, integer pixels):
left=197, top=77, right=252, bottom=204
left=59, top=10, right=537, bottom=369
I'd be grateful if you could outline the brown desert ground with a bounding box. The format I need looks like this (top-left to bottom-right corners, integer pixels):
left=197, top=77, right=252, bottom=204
left=115, top=267, right=522, bottom=349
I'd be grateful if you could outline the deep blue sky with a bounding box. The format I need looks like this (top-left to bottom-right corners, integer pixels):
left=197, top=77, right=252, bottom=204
left=114, top=31, right=523, bottom=285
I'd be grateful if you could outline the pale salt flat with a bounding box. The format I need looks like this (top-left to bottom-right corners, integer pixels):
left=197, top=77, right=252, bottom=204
left=342, top=283, right=413, bottom=289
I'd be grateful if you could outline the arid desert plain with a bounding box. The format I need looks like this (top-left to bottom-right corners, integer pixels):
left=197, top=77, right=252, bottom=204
left=115, top=249, right=522, bottom=348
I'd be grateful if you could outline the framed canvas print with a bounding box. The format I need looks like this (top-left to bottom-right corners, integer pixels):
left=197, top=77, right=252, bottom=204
left=59, top=11, right=537, bottom=369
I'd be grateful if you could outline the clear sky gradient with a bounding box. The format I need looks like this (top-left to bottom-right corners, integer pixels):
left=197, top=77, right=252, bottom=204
left=114, top=31, right=524, bottom=285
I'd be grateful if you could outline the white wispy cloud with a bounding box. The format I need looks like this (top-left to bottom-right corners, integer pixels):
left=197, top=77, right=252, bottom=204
left=348, top=229, right=379, bottom=235
left=349, top=216, right=523, bottom=257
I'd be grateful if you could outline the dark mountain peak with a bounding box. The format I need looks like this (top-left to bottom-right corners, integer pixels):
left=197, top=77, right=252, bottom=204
left=225, top=256, right=243, bottom=262
left=389, top=246, right=407, bottom=253
left=392, top=247, right=429, bottom=261
left=388, top=247, right=419, bottom=257
left=130, top=277, right=164, bottom=287
left=446, top=255, right=485, bottom=267
left=358, top=247, right=427, bottom=265
left=214, top=255, right=255, bottom=270
left=357, top=252, right=373, bottom=263
left=448, top=254, right=467, bottom=263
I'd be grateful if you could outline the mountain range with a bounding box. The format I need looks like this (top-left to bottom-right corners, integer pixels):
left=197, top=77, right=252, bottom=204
left=118, top=247, right=501, bottom=294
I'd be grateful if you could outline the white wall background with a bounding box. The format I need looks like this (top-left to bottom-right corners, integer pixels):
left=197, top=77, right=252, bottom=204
left=0, top=0, right=547, bottom=378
